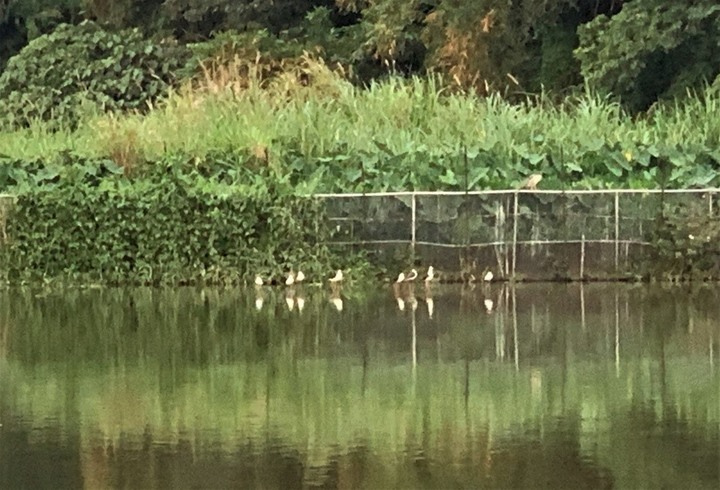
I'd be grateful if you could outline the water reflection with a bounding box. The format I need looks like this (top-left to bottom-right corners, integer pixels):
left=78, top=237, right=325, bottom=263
left=0, top=284, right=719, bottom=489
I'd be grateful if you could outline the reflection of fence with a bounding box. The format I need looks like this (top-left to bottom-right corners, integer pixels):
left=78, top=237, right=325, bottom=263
left=318, top=189, right=719, bottom=280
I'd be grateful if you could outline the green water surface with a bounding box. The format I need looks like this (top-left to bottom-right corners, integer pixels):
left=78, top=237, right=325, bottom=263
left=0, top=283, right=718, bottom=489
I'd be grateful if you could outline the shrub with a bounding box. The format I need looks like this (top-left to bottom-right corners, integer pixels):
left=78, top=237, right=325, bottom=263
left=647, top=198, right=720, bottom=280
left=0, top=21, right=189, bottom=129
left=0, top=153, right=334, bottom=285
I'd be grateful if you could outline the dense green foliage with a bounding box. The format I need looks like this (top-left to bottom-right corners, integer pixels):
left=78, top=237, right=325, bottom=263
left=3, top=74, right=720, bottom=191
left=0, top=20, right=188, bottom=128
left=649, top=198, right=720, bottom=280
left=2, top=0, right=708, bottom=107
left=0, top=153, right=335, bottom=284
left=576, top=0, right=720, bottom=111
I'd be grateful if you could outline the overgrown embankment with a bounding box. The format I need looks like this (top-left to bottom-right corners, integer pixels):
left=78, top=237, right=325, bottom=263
left=0, top=155, right=339, bottom=285
left=0, top=22, right=719, bottom=283
left=1, top=21, right=719, bottom=192
left=3, top=69, right=720, bottom=192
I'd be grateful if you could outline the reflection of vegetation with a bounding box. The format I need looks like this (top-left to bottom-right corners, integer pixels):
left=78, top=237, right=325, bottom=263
left=0, top=285, right=719, bottom=487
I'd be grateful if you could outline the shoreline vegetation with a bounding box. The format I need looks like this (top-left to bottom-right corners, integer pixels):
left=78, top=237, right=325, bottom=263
left=0, top=17, right=719, bottom=285
left=2, top=61, right=720, bottom=192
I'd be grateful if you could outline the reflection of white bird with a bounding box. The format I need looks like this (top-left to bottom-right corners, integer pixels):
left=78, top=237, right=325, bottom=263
left=426, top=297, right=434, bottom=318
left=285, top=296, right=295, bottom=311
left=409, top=296, right=418, bottom=311
left=329, top=270, right=344, bottom=283
left=331, top=297, right=343, bottom=312
left=521, top=173, right=543, bottom=190
left=285, top=272, right=295, bottom=286
left=296, top=296, right=305, bottom=312
left=254, top=275, right=264, bottom=286
left=255, top=296, right=264, bottom=311
left=483, top=270, right=494, bottom=282
left=484, top=298, right=494, bottom=313
left=295, top=270, right=305, bottom=283
left=397, top=297, right=405, bottom=311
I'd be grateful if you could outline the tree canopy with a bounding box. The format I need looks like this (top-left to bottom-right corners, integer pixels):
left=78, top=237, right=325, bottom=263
left=1, top=0, right=719, bottom=110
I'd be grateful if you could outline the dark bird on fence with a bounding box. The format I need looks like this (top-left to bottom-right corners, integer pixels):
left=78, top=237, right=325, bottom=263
left=520, top=174, right=543, bottom=190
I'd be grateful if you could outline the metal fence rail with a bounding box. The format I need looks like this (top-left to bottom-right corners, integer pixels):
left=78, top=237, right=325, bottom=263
left=317, top=188, right=719, bottom=280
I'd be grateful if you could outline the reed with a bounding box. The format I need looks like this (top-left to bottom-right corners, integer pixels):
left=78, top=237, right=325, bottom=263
left=1, top=57, right=719, bottom=189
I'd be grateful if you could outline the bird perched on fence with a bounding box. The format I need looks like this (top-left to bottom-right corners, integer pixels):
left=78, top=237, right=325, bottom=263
left=483, top=270, right=493, bottom=282
left=254, top=275, right=264, bottom=287
left=329, top=270, right=344, bottom=283
left=295, top=270, right=305, bottom=284
left=520, top=174, right=543, bottom=190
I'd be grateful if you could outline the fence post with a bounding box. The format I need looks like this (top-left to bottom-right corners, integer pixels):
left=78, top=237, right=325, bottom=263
left=512, top=191, right=518, bottom=280
left=411, top=191, right=416, bottom=261
left=614, top=192, right=620, bottom=272
left=709, top=192, right=714, bottom=215
left=580, top=233, right=585, bottom=280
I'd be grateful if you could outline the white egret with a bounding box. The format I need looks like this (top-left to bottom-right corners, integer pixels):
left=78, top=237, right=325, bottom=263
left=285, top=272, right=295, bottom=286
left=404, top=269, right=418, bottom=282
left=329, top=270, right=344, bottom=283
left=295, top=270, right=305, bottom=283
left=483, top=270, right=494, bottom=282
left=396, top=272, right=406, bottom=283
left=254, top=275, right=264, bottom=287
left=424, top=266, right=435, bottom=283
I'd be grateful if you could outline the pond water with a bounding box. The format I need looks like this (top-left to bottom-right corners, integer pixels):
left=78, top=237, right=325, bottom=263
left=0, top=283, right=719, bottom=489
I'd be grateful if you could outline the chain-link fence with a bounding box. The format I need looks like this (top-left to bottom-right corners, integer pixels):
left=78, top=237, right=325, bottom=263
left=0, top=194, right=16, bottom=244
left=319, top=189, right=719, bottom=280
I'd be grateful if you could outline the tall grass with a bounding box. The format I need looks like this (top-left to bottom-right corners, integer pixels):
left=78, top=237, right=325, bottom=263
left=1, top=56, right=719, bottom=181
